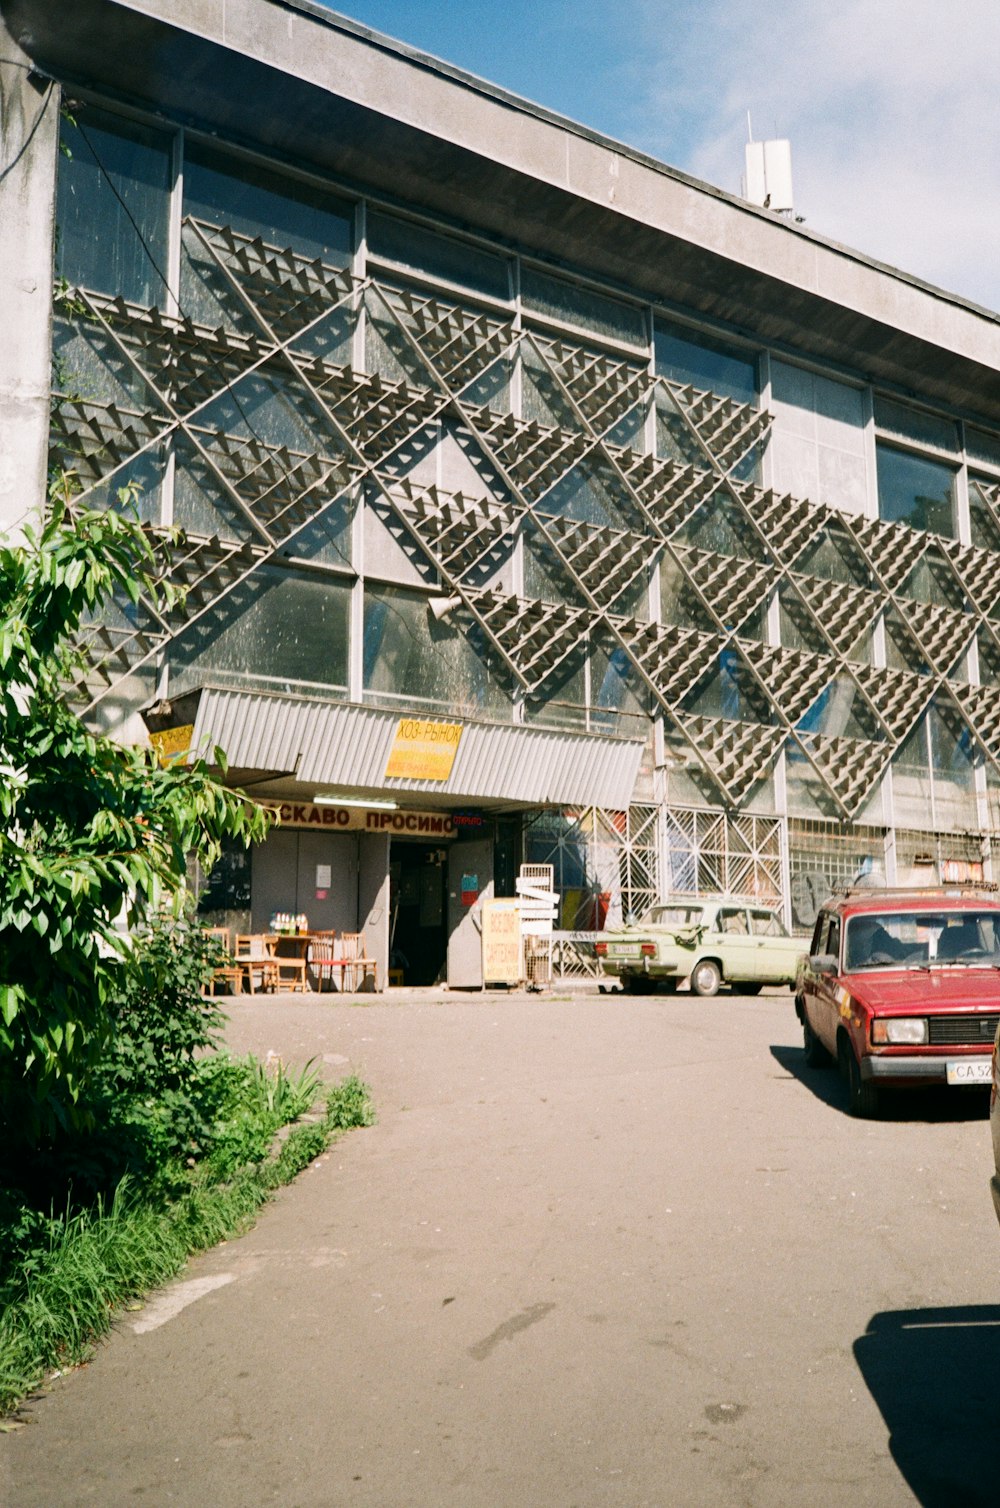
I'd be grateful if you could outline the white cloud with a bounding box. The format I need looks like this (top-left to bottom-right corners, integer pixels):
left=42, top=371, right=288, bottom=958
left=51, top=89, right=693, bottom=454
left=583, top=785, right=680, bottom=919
left=633, top=0, right=1000, bottom=309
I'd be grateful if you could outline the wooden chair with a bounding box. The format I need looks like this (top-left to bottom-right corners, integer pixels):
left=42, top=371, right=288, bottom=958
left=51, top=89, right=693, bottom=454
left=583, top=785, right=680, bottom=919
left=307, top=931, right=376, bottom=991
left=202, top=927, right=243, bottom=996
left=337, top=931, right=378, bottom=992
left=234, top=934, right=280, bottom=994
left=308, top=932, right=340, bottom=992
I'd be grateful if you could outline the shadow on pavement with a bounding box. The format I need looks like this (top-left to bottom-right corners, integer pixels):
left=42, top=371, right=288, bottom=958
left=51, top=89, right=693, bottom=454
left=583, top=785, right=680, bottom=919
left=854, top=1305, right=1000, bottom=1507
left=769, top=1042, right=850, bottom=1114
left=769, top=1044, right=990, bottom=1122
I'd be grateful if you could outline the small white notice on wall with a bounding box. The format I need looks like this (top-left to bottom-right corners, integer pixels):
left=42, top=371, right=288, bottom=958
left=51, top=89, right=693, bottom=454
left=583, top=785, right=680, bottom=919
left=316, top=864, right=332, bottom=888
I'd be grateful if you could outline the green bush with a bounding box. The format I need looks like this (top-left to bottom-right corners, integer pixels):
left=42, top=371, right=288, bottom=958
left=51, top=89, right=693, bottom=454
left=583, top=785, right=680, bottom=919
left=0, top=916, right=327, bottom=1223
left=0, top=914, right=222, bottom=1207
left=0, top=500, right=375, bottom=1418
left=101, top=915, right=225, bottom=1096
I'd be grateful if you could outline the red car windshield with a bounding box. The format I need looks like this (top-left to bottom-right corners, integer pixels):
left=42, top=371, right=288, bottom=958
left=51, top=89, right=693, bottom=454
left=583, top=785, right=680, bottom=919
left=845, top=910, right=1000, bottom=971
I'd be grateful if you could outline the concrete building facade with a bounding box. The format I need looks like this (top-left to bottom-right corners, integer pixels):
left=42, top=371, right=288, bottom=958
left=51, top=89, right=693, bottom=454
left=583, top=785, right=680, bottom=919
left=5, top=0, right=1000, bottom=984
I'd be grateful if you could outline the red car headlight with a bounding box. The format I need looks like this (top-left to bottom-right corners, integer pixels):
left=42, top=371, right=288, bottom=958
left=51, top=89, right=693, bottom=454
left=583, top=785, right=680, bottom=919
left=871, top=1018, right=928, bottom=1045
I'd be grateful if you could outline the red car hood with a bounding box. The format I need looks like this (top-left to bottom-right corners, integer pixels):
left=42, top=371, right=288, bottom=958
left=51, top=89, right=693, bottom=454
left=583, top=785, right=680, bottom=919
left=847, top=968, right=1000, bottom=1014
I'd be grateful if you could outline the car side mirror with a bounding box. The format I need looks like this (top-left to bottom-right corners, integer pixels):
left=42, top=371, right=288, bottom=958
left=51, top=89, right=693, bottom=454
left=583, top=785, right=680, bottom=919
left=808, top=953, right=839, bottom=975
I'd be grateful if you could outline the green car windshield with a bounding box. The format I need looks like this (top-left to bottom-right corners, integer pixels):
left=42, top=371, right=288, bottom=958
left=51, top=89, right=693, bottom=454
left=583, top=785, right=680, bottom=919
left=845, top=910, right=1000, bottom=970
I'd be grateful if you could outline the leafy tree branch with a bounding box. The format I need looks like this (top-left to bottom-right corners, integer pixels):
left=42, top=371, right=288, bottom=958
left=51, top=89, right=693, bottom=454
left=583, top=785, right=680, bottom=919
left=0, top=490, right=272, bottom=1139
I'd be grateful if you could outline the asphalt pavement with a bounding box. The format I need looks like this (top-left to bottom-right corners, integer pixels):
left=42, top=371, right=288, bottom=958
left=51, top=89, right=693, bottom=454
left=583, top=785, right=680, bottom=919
left=1, top=984, right=998, bottom=1507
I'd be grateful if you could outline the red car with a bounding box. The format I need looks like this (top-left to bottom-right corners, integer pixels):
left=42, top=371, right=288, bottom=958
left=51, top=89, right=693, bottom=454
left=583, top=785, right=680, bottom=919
left=796, top=888, right=1000, bottom=1118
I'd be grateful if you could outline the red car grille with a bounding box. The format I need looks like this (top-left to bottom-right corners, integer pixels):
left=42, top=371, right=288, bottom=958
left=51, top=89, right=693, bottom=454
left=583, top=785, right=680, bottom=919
left=927, top=1013, right=1000, bottom=1047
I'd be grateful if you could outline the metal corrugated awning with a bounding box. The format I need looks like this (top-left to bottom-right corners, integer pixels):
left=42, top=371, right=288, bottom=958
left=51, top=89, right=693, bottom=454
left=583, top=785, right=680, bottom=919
left=190, top=688, right=644, bottom=809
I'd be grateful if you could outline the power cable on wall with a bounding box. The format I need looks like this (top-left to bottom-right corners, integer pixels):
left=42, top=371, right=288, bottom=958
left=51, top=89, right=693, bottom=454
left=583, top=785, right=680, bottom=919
left=0, top=61, right=56, bottom=185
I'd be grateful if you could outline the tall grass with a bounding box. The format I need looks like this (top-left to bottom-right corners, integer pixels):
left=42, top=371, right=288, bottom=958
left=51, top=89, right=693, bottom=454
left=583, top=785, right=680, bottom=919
left=0, top=1075, right=374, bottom=1415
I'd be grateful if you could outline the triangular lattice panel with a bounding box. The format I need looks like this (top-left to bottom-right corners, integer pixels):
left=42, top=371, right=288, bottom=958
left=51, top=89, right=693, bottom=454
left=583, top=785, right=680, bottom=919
left=795, top=732, right=890, bottom=817
left=850, top=664, right=932, bottom=743
left=681, top=548, right=776, bottom=631
left=680, top=715, right=784, bottom=805
left=739, top=643, right=832, bottom=727
left=616, top=621, right=721, bottom=705
left=790, top=573, right=881, bottom=658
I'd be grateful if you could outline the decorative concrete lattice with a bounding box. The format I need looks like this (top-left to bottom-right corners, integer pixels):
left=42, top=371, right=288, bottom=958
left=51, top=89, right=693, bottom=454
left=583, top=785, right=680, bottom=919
left=49, top=214, right=1000, bottom=825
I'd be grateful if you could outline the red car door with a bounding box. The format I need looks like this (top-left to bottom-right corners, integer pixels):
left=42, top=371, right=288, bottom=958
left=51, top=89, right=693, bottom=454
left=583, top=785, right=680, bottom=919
left=806, top=911, right=843, bottom=1057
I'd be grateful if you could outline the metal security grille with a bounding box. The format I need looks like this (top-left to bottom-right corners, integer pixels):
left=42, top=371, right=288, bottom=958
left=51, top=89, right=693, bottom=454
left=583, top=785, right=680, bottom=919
left=894, top=828, right=986, bottom=876
left=788, top=819, right=888, bottom=933
left=523, top=805, right=660, bottom=932
left=662, top=808, right=783, bottom=904
left=550, top=934, right=605, bottom=979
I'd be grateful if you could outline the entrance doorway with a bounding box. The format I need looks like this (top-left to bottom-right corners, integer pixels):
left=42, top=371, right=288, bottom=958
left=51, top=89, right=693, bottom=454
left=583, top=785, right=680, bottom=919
left=389, top=842, right=449, bottom=986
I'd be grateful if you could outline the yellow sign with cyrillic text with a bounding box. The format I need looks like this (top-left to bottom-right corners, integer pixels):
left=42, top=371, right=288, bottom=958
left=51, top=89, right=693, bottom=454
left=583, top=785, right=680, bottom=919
left=384, top=718, right=463, bottom=781
left=148, top=724, right=194, bottom=767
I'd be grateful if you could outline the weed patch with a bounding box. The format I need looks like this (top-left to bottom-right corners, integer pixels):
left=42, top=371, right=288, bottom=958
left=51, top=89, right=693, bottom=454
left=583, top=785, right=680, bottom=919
left=0, top=1075, right=374, bottom=1415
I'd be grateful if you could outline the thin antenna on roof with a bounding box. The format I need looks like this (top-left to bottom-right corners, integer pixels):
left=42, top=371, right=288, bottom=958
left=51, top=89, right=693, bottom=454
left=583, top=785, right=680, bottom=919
left=746, top=109, right=754, bottom=144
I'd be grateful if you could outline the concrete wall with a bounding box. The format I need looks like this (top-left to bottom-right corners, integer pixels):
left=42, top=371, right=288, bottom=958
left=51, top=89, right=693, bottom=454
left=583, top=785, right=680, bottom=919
left=0, top=19, right=58, bottom=534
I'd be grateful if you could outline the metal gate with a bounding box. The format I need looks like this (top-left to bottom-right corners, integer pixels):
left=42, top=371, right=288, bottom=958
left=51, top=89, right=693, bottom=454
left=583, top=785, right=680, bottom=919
left=662, top=808, right=784, bottom=905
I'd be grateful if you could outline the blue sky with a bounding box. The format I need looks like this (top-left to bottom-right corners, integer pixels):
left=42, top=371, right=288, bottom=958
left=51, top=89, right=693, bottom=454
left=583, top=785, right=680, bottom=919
left=318, top=0, right=1000, bottom=313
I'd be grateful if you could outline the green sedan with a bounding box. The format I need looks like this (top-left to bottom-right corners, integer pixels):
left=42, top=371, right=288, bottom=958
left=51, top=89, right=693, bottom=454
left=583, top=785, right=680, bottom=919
left=595, top=898, right=804, bottom=996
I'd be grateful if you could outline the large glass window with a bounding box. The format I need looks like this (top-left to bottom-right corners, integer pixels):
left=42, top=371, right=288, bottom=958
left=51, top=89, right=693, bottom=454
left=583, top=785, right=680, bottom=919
left=660, top=554, right=715, bottom=633
left=181, top=143, right=354, bottom=343
left=57, top=105, right=173, bottom=308
left=891, top=703, right=977, bottom=831
left=682, top=645, right=769, bottom=723
left=874, top=397, right=957, bottom=454
left=655, top=325, right=760, bottom=481
left=928, top=701, right=978, bottom=828
left=368, top=212, right=510, bottom=301
left=793, top=675, right=879, bottom=741
left=169, top=565, right=350, bottom=697
left=969, top=478, right=1000, bottom=554
left=363, top=584, right=509, bottom=716
left=966, top=427, right=1000, bottom=470
left=50, top=314, right=153, bottom=421
left=591, top=642, right=647, bottom=738
left=522, top=267, right=646, bottom=348
left=654, top=324, right=756, bottom=406
left=795, top=524, right=870, bottom=587
left=183, top=143, right=353, bottom=265
left=876, top=444, right=955, bottom=536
